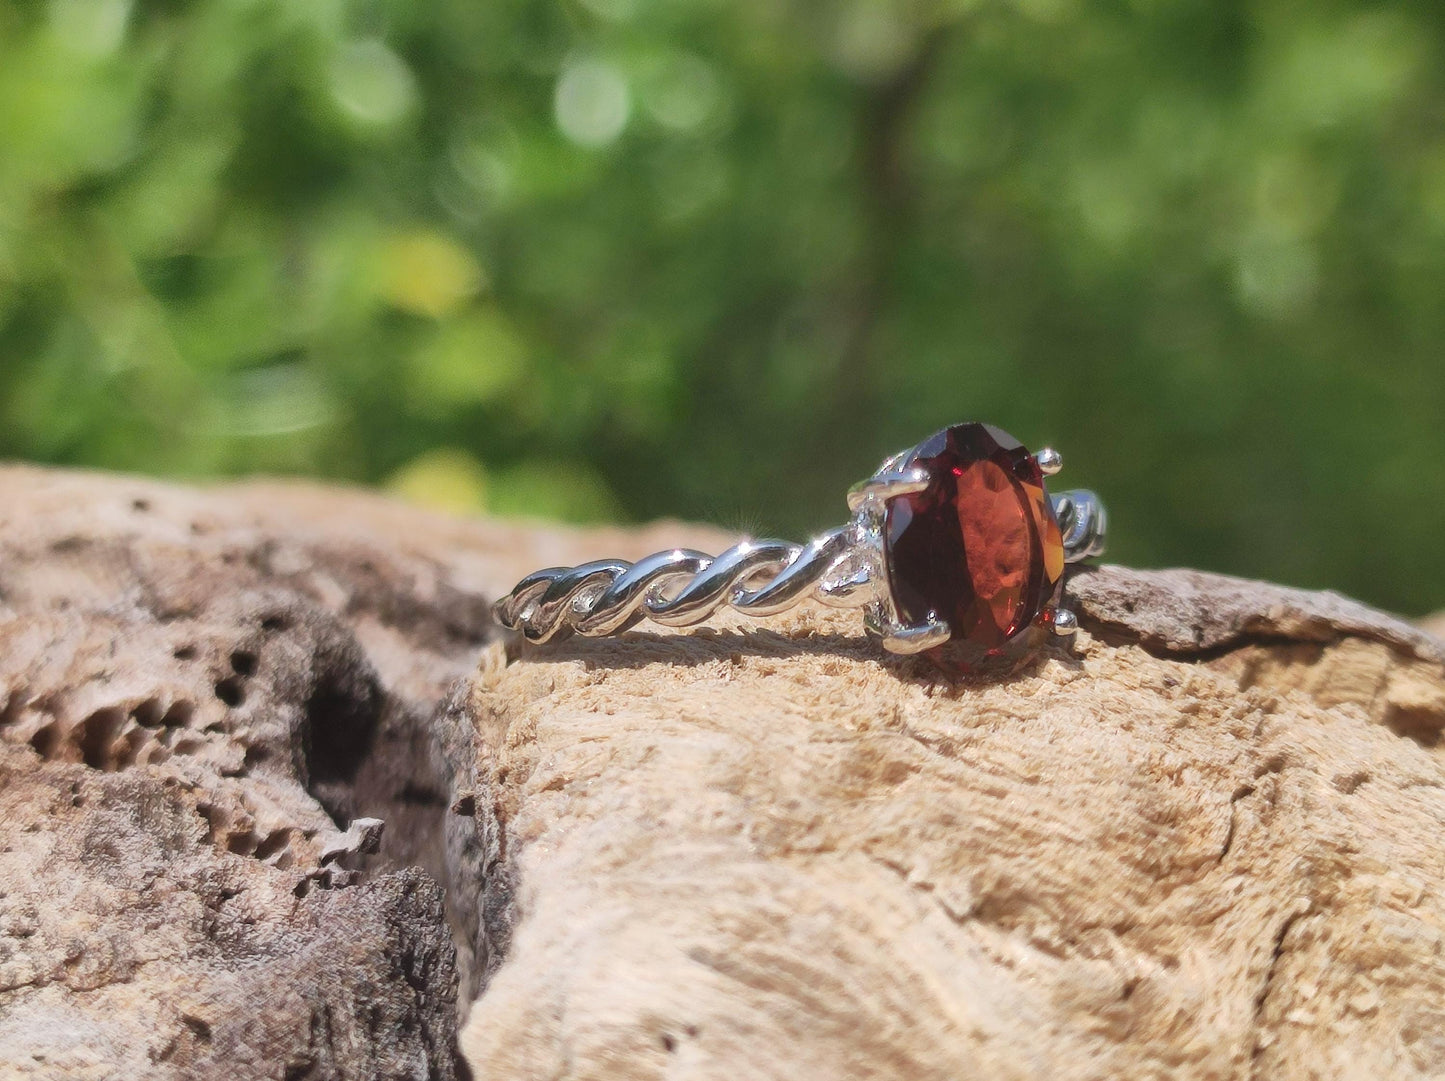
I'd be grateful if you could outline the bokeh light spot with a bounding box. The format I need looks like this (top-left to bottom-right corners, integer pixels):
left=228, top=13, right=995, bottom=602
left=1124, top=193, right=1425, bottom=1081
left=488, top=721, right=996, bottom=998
left=644, top=53, right=723, bottom=132
left=1269, top=12, right=1423, bottom=129
left=830, top=1, right=915, bottom=81
left=48, top=0, right=132, bottom=57
left=555, top=59, right=630, bottom=147
left=329, top=39, right=418, bottom=130
left=387, top=448, right=488, bottom=515
left=376, top=231, right=485, bottom=318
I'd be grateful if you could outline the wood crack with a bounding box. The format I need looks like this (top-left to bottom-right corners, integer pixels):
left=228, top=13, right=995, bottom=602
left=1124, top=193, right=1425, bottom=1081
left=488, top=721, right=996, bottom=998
left=1247, top=903, right=1308, bottom=1079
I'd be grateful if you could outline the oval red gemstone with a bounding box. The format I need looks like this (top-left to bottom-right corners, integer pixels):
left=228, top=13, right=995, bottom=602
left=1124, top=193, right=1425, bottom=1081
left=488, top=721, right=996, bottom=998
left=883, top=423, right=1065, bottom=651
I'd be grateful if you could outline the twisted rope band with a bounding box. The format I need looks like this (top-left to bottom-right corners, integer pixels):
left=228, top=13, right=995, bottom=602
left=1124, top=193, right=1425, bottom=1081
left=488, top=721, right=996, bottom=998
left=493, top=526, right=873, bottom=643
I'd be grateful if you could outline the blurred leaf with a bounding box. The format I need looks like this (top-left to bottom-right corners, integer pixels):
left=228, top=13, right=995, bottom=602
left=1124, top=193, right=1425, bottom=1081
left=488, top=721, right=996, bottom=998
left=375, top=230, right=485, bottom=318
left=386, top=447, right=488, bottom=514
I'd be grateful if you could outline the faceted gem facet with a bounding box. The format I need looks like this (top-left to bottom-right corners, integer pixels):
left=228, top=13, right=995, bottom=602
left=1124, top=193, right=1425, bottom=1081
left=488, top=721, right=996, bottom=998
left=883, top=423, right=1065, bottom=652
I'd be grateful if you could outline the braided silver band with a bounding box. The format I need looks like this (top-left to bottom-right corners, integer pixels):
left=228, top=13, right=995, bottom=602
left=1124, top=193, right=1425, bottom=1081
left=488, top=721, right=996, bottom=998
left=493, top=485, right=1106, bottom=648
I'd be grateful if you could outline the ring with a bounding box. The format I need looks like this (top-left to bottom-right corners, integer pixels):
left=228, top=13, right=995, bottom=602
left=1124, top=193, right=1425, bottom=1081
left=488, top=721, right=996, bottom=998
left=494, top=422, right=1106, bottom=670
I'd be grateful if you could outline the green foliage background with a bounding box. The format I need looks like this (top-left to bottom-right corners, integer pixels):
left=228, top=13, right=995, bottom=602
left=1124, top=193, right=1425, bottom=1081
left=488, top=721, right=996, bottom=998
left=2, top=0, right=1443, bottom=614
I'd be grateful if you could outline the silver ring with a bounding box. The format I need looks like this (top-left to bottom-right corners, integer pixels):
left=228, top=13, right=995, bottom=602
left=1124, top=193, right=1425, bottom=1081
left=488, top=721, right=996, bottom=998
left=494, top=422, right=1106, bottom=668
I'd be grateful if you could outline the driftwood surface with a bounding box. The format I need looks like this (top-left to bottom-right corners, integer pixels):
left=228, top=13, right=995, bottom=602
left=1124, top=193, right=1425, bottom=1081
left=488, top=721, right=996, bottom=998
left=0, top=465, right=1442, bottom=1080
left=0, top=465, right=721, bottom=1080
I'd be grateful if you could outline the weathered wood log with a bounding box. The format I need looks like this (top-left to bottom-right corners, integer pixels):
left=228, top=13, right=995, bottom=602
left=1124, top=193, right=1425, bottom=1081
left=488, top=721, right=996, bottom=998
left=1, top=465, right=1442, bottom=1080
left=455, top=565, right=1445, bottom=1079
left=0, top=467, right=487, bottom=1079
left=0, top=465, right=717, bottom=1079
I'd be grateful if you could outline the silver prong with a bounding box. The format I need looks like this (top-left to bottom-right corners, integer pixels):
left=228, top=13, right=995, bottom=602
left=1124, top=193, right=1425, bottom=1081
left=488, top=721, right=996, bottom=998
left=867, top=609, right=952, bottom=655
left=1045, top=608, right=1078, bottom=637
left=884, top=619, right=952, bottom=654
left=1036, top=447, right=1063, bottom=476
left=846, top=467, right=931, bottom=512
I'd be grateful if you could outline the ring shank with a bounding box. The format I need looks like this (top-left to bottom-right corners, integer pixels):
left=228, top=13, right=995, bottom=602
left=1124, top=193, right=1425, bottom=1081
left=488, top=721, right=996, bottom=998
left=493, top=527, right=864, bottom=643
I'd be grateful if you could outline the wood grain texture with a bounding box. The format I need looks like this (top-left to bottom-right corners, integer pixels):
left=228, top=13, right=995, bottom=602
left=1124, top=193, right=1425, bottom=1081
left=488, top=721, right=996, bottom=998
left=0, top=465, right=728, bottom=1079
left=460, top=575, right=1445, bottom=1080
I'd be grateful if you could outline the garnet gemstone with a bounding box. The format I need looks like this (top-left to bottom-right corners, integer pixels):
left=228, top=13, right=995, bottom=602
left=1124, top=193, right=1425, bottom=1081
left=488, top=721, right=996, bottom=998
left=883, top=423, right=1065, bottom=652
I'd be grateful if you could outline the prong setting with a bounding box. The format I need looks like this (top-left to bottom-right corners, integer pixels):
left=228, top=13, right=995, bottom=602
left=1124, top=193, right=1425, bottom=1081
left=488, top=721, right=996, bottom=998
left=1045, top=608, right=1077, bottom=637
left=1036, top=447, right=1063, bottom=476
left=846, top=467, right=931, bottom=512
left=865, top=608, right=952, bottom=655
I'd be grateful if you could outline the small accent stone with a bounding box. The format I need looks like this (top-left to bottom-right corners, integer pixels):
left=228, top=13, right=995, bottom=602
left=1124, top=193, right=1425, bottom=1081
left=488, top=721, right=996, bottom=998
left=884, top=423, right=1065, bottom=659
